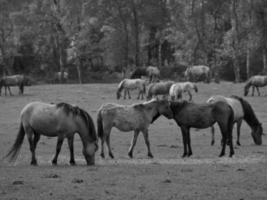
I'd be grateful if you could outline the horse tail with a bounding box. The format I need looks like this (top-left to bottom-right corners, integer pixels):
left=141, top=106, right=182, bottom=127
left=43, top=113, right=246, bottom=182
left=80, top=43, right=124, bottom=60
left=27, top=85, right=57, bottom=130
left=227, top=104, right=234, bottom=138
left=244, top=79, right=252, bottom=96
left=97, top=110, right=104, bottom=140
left=4, top=122, right=25, bottom=162
left=116, top=80, right=125, bottom=99
left=193, top=84, right=198, bottom=93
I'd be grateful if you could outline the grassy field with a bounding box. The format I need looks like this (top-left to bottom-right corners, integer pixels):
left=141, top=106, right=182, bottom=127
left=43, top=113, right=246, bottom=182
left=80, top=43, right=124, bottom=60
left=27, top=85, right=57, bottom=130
left=0, top=82, right=267, bottom=200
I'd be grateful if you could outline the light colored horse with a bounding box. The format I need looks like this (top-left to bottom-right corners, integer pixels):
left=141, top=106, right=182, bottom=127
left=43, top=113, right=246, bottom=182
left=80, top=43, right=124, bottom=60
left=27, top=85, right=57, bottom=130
left=5, top=102, right=98, bottom=166
left=0, top=74, right=31, bottom=96
left=169, top=82, right=198, bottom=101
left=54, top=71, right=69, bottom=83
left=97, top=99, right=173, bottom=158
left=147, top=81, right=174, bottom=100
left=207, top=95, right=263, bottom=146
left=184, top=65, right=210, bottom=83
left=244, top=75, right=267, bottom=96
left=116, top=78, right=146, bottom=100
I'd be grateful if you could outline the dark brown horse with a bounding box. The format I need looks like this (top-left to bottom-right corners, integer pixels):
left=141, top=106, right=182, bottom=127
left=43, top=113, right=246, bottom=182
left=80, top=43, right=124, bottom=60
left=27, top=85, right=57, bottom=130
left=170, top=100, right=234, bottom=157
left=5, top=102, right=98, bottom=166
left=130, top=66, right=160, bottom=83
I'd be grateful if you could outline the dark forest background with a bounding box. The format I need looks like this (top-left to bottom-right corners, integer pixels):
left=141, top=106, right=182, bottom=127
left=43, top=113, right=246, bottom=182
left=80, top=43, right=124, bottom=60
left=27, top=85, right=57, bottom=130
left=0, top=0, right=266, bottom=83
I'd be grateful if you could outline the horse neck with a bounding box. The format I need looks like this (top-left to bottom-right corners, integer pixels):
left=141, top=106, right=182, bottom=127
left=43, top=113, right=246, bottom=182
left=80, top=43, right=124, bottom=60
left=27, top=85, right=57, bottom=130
left=144, top=102, right=159, bottom=123
left=117, top=80, right=125, bottom=93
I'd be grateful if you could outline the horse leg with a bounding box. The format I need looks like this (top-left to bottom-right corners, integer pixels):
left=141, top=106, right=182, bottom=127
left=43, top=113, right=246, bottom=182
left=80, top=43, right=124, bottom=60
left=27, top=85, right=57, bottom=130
left=67, top=136, right=76, bottom=165
left=25, top=126, right=38, bottom=165
left=187, top=129, right=192, bottom=157
left=52, top=137, right=64, bottom=165
left=123, top=89, right=127, bottom=99
left=128, top=90, right=131, bottom=99
left=106, top=133, right=114, bottom=158
left=236, top=120, right=242, bottom=146
left=128, top=130, right=140, bottom=158
left=100, top=126, right=110, bottom=158
left=256, top=87, right=260, bottom=96
left=142, top=129, right=153, bottom=158
left=252, top=86, right=255, bottom=96
left=188, top=91, right=192, bottom=101
left=227, top=122, right=234, bottom=157
left=211, top=126, right=215, bottom=146
left=180, top=126, right=188, bottom=158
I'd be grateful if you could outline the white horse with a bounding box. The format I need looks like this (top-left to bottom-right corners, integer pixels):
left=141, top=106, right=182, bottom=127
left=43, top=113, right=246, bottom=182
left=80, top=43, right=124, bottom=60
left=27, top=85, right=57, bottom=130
left=116, top=78, right=146, bottom=100
left=169, top=82, right=198, bottom=101
left=207, top=95, right=263, bottom=146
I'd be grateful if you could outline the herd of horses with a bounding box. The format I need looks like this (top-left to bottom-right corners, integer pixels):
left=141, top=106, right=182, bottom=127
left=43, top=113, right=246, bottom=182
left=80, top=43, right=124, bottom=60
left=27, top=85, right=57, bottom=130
left=2, top=65, right=267, bottom=166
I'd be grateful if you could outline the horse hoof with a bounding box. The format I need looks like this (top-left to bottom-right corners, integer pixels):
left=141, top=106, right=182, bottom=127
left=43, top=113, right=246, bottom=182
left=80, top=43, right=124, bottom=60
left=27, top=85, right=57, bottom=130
left=187, top=152, right=192, bottom=157
left=109, top=153, right=114, bottom=159
left=148, top=153, right=153, bottom=158
left=236, top=141, right=241, bottom=146
left=211, top=141, right=215, bottom=146
left=182, top=153, right=187, bottom=158
left=219, top=153, right=225, bottom=157
left=52, top=160, right=57, bottom=165
left=31, top=161, right=38, bottom=166
left=128, top=152, right=133, bottom=159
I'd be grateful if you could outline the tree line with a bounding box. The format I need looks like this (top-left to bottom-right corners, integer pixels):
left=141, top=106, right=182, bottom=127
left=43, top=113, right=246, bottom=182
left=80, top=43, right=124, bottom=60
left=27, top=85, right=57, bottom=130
left=0, top=0, right=266, bottom=83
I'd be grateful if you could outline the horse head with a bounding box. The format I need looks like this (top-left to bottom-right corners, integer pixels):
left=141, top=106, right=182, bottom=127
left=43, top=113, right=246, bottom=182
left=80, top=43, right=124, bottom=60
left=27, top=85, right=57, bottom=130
left=157, top=100, right=173, bottom=119
left=251, top=123, right=263, bottom=145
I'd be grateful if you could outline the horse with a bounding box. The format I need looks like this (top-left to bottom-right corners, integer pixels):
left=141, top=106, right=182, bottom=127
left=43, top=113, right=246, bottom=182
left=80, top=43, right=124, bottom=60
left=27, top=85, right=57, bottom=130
left=54, top=71, right=69, bottom=83
left=169, top=82, right=198, bottom=101
left=244, top=75, right=267, bottom=96
left=0, top=74, right=31, bottom=96
left=169, top=100, right=234, bottom=157
left=130, top=66, right=160, bottom=83
left=116, top=78, right=146, bottom=100
left=184, top=65, right=210, bottom=83
left=97, top=99, right=173, bottom=159
left=207, top=95, right=263, bottom=146
left=147, top=81, right=174, bottom=100
left=4, top=101, right=98, bottom=166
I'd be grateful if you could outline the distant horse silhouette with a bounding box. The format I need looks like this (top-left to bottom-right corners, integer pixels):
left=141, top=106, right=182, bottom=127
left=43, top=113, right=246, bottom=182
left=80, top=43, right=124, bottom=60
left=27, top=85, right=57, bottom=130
left=147, top=81, right=174, bottom=100
left=207, top=95, right=263, bottom=146
left=130, top=66, right=160, bottom=83
left=244, top=75, right=267, bottom=96
left=169, top=82, right=198, bottom=101
left=170, top=100, right=234, bottom=157
left=0, top=74, right=31, bottom=96
left=184, top=65, right=210, bottom=83
left=5, top=102, right=98, bottom=166
left=54, top=71, right=69, bottom=83
left=97, top=99, right=173, bottom=158
left=116, top=78, right=146, bottom=100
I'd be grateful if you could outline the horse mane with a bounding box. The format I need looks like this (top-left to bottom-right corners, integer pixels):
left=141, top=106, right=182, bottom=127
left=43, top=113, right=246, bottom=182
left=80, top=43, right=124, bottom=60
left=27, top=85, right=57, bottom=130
left=230, top=95, right=261, bottom=128
left=56, top=103, right=97, bottom=141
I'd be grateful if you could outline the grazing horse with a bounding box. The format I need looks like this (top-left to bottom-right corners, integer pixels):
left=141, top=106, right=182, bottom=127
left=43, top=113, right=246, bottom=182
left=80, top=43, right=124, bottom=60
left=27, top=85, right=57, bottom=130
left=207, top=95, right=263, bottom=146
left=0, top=74, right=31, bottom=96
left=130, top=66, right=160, bottom=83
left=244, top=75, right=267, bottom=96
left=184, top=65, right=210, bottom=83
left=169, top=82, right=198, bottom=101
left=170, top=100, right=234, bottom=157
left=116, top=78, right=146, bottom=100
left=5, top=102, right=98, bottom=166
left=147, top=81, right=174, bottom=100
left=97, top=99, right=173, bottom=158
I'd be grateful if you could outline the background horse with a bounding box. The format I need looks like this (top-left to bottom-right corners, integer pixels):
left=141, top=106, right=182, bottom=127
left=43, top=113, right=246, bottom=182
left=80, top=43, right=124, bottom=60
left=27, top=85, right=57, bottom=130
left=0, top=74, right=30, bottom=96
left=54, top=71, right=69, bottom=83
left=184, top=65, right=210, bottom=83
left=207, top=95, right=263, bottom=146
left=147, top=81, right=174, bottom=100
left=5, top=101, right=98, bottom=166
left=130, top=66, right=160, bottom=83
left=97, top=99, right=173, bottom=158
left=244, top=75, right=267, bottom=96
left=170, top=100, right=234, bottom=157
left=169, top=82, right=198, bottom=101
left=116, top=78, right=146, bottom=100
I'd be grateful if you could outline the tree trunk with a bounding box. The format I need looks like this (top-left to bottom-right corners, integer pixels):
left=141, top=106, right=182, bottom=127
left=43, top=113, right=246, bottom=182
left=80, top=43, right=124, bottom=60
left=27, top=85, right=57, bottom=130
left=131, top=0, right=140, bottom=67
left=246, top=47, right=250, bottom=79
left=76, top=59, right=82, bottom=84
left=263, top=49, right=267, bottom=74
